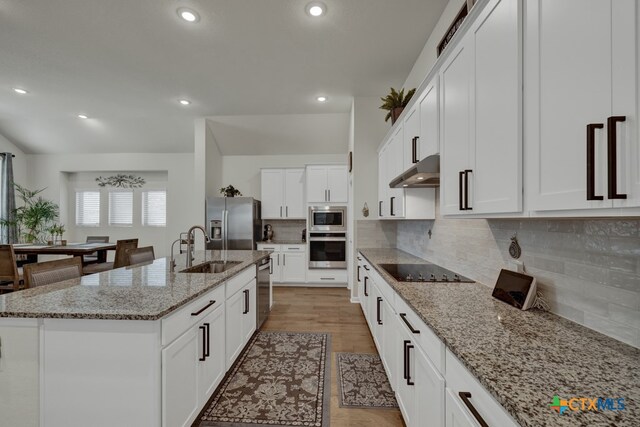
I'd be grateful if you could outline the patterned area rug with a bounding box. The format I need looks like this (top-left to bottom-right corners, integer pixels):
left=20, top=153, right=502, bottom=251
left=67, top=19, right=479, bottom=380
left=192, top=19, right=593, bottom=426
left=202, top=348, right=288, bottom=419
left=200, top=331, right=331, bottom=427
left=336, top=353, right=398, bottom=409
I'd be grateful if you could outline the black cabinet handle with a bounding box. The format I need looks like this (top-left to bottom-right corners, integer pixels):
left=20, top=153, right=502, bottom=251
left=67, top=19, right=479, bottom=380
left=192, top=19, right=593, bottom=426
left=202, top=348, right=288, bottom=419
left=403, top=340, right=409, bottom=380
left=191, top=300, right=216, bottom=316
left=406, top=343, right=415, bottom=386
left=587, top=123, right=605, bottom=200
left=357, top=265, right=361, bottom=282
left=199, top=325, right=206, bottom=361
left=363, top=265, right=370, bottom=271
left=364, top=277, right=368, bottom=296
left=464, top=170, right=473, bottom=210
left=376, top=297, right=383, bottom=325
left=414, top=136, right=420, bottom=162
left=459, top=392, right=489, bottom=427
left=357, top=256, right=362, bottom=261
left=283, top=253, right=286, bottom=266
left=390, top=197, right=395, bottom=216
left=286, top=206, right=288, bottom=217
left=459, top=171, right=465, bottom=210
left=328, top=189, right=331, bottom=201
left=379, top=201, right=383, bottom=217
left=399, top=313, right=421, bottom=334
left=204, top=322, right=210, bottom=358
left=411, top=137, right=417, bottom=163
left=280, top=206, right=283, bottom=217
left=243, top=289, right=249, bottom=314
left=607, top=116, right=627, bottom=200
left=269, top=259, right=273, bottom=274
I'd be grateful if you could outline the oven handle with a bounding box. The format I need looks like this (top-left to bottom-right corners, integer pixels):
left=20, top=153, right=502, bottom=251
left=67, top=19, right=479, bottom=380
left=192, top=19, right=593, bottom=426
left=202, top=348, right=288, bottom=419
left=309, top=237, right=347, bottom=242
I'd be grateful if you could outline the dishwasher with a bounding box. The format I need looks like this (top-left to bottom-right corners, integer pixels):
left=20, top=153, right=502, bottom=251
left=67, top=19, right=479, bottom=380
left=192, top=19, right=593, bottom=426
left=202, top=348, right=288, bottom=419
left=256, top=257, right=271, bottom=329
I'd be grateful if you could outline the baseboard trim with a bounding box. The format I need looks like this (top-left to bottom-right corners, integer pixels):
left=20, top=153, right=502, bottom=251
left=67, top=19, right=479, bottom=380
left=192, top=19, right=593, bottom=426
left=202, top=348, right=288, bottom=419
left=350, top=297, right=360, bottom=304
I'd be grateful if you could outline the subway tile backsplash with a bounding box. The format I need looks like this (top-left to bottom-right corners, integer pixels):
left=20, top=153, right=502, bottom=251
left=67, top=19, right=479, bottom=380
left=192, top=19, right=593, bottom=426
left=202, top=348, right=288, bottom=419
left=395, top=208, right=640, bottom=348
left=261, top=219, right=306, bottom=242
left=356, top=220, right=397, bottom=248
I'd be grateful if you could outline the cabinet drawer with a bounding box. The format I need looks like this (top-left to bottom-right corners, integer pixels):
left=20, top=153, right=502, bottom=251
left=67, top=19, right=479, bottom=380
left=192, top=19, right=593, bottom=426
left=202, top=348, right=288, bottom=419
left=366, top=266, right=395, bottom=310
left=445, top=350, right=520, bottom=427
left=226, top=266, right=257, bottom=299
left=281, top=244, right=305, bottom=252
left=162, top=286, right=225, bottom=347
left=257, top=244, right=280, bottom=252
left=306, top=269, right=347, bottom=283
left=395, top=296, right=445, bottom=374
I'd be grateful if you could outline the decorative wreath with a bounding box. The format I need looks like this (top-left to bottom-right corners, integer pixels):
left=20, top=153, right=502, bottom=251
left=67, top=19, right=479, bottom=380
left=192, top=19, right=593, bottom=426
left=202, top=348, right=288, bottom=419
left=96, top=174, right=146, bottom=188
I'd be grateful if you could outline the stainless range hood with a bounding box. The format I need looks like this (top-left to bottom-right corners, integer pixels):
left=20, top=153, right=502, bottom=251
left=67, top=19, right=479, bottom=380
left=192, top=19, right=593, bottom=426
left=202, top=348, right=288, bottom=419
left=389, top=154, right=440, bottom=188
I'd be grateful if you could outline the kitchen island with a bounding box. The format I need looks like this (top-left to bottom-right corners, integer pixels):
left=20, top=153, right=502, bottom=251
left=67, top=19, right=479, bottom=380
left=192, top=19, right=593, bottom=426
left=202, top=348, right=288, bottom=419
left=0, top=250, right=270, bottom=427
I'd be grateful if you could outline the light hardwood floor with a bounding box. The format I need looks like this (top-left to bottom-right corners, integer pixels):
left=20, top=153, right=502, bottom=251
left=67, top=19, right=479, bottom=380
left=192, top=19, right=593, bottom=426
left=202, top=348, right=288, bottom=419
left=262, top=286, right=405, bottom=427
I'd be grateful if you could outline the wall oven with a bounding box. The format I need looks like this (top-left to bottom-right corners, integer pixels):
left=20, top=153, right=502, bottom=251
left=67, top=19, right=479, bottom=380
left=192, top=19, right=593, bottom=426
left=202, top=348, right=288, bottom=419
left=309, top=205, right=347, bottom=232
left=308, top=232, right=347, bottom=269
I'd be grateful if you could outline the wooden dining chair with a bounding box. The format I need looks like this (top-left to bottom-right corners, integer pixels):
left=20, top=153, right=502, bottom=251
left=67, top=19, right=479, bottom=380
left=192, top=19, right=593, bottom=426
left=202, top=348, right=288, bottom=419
left=83, top=238, right=138, bottom=274
left=0, top=244, right=23, bottom=293
left=83, top=236, right=110, bottom=264
left=23, top=257, right=83, bottom=289
left=126, top=246, right=155, bottom=266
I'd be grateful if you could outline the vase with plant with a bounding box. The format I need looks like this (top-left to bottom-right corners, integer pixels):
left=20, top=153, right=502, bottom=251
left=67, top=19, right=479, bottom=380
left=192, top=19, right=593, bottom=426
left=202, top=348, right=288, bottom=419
left=0, top=184, right=60, bottom=244
left=48, top=224, right=66, bottom=245
left=220, top=185, right=242, bottom=197
left=379, top=87, right=416, bottom=124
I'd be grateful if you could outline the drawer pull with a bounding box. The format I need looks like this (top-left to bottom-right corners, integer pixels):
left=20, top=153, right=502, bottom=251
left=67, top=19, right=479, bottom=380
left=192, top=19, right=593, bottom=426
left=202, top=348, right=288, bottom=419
left=320, top=277, right=334, bottom=280
left=459, top=392, right=489, bottom=427
left=376, top=297, right=383, bottom=325
left=198, top=325, right=206, bottom=361
left=363, top=265, right=370, bottom=271
left=364, top=277, right=369, bottom=296
left=357, top=266, right=361, bottom=282
left=243, top=290, right=250, bottom=314
left=204, top=322, right=210, bottom=358
left=406, top=343, right=415, bottom=386
left=399, top=313, right=421, bottom=334
left=191, top=300, right=216, bottom=316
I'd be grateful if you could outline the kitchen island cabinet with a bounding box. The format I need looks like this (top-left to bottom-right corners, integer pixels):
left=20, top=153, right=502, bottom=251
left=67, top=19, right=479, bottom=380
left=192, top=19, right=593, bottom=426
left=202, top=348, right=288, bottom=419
left=0, top=250, right=269, bottom=427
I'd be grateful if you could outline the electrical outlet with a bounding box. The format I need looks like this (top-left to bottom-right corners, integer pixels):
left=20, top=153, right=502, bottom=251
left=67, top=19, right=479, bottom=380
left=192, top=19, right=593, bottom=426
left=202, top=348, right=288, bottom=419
left=508, top=260, right=524, bottom=273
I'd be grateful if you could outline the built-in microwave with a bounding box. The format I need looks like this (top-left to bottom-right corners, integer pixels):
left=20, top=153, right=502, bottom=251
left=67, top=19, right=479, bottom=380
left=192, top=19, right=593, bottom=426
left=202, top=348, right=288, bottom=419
left=309, top=206, right=347, bottom=232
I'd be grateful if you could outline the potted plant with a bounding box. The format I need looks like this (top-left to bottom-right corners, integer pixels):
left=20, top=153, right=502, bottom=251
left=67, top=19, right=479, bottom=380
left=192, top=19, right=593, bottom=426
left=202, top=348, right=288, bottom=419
left=0, top=184, right=60, bottom=244
left=48, top=224, right=67, bottom=245
left=220, top=185, right=242, bottom=197
left=379, top=87, right=416, bottom=124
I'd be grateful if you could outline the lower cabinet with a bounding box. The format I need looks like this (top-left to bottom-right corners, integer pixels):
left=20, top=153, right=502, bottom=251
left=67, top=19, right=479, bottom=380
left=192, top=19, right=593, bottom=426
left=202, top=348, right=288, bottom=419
left=226, top=279, right=257, bottom=370
left=199, top=305, right=226, bottom=400
left=445, top=388, right=480, bottom=427
left=257, top=244, right=307, bottom=283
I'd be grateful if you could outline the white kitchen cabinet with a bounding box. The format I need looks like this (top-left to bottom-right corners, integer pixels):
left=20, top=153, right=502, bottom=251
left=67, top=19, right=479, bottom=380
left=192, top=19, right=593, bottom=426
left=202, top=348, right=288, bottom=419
left=225, top=278, right=256, bottom=370
left=199, top=305, right=226, bottom=401
left=418, top=78, right=439, bottom=159
left=380, top=294, right=397, bottom=390
left=242, top=281, right=256, bottom=343
left=415, top=344, right=445, bottom=427
left=441, top=0, right=522, bottom=216
left=446, top=389, right=480, bottom=427
left=281, top=251, right=306, bottom=283
left=526, top=0, right=640, bottom=212
left=306, top=165, right=348, bottom=203
left=261, top=168, right=305, bottom=219
left=403, top=103, right=420, bottom=171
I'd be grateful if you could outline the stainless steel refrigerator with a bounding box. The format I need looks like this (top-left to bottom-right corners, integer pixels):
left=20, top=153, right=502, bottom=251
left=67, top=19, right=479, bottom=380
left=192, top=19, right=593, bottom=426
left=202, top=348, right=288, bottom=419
left=206, top=197, right=262, bottom=250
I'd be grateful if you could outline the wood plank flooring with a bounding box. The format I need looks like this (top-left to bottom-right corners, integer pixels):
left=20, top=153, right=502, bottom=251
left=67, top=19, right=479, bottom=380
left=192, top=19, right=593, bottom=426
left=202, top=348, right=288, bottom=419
left=262, top=286, right=405, bottom=427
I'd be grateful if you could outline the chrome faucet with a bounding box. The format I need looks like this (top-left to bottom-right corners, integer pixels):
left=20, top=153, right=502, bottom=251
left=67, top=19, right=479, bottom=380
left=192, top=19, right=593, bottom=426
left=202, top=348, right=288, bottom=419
left=186, top=225, right=211, bottom=268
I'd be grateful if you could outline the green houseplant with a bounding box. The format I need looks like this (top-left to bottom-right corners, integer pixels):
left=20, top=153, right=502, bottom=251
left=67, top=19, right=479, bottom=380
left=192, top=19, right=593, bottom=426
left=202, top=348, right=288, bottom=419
left=379, top=87, right=416, bottom=124
left=0, top=184, right=60, bottom=243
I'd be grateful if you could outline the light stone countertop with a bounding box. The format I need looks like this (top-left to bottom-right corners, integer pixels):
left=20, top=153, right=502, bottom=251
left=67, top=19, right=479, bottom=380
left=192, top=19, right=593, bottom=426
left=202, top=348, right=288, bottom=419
left=0, top=250, right=270, bottom=321
left=358, top=248, right=640, bottom=427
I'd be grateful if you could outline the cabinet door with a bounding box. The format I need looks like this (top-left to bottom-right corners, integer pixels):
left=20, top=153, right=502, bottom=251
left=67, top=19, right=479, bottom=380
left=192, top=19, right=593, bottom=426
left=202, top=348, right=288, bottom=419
left=326, top=165, right=349, bottom=202
left=284, top=169, right=305, bottom=218
left=361, top=275, right=372, bottom=328
left=369, top=285, right=382, bottom=351
left=261, top=169, right=285, bottom=219
left=415, top=345, right=445, bottom=427
left=403, top=104, right=420, bottom=170
left=380, top=298, right=396, bottom=391
left=440, top=38, right=472, bottom=215
left=270, top=251, right=282, bottom=283
left=306, top=166, right=328, bottom=203
left=526, top=0, right=616, bottom=211
left=389, top=127, right=406, bottom=218
left=241, top=281, right=257, bottom=343
left=445, top=388, right=478, bottom=427
left=396, top=333, right=416, bottom=426
left=162, top=327, right=200, bottom=427
left=378, top=148, right=388, bottom=218
left=418, top=79, right=439, bottom=159
left=225, top=289, right=245, bottom=369
left=281, top=252, right=306, bottom=283
left=199, top=306, right=226, bottom=402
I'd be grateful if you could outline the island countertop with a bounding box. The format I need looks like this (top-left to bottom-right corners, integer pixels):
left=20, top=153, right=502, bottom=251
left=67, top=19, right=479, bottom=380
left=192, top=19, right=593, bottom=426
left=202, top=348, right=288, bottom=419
left=358, top=248, right=640, bottom=427
left=0, top=250, right=270, bottom=321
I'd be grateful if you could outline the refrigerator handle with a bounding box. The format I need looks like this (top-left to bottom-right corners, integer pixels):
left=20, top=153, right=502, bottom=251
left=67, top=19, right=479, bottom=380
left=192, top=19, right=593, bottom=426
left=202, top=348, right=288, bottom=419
left=222, top=209, right=227, bottom=251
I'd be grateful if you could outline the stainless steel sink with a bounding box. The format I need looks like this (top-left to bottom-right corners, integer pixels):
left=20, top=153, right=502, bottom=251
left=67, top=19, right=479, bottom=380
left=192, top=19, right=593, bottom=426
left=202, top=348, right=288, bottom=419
left=180, top=260, right=242, bottom=274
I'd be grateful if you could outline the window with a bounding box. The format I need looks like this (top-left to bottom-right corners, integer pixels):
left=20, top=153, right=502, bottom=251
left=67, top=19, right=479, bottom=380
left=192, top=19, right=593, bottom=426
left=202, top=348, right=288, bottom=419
left=142, top=190, right=167, bottom=227
left=108, top=191, right=133, bottom=226
left=75, top=191, right=100, bottom=226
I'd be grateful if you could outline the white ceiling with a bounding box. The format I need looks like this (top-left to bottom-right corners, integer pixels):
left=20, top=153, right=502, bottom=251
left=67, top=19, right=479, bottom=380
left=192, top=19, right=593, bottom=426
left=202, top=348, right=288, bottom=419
left=0, top=0, right=448, bottom=154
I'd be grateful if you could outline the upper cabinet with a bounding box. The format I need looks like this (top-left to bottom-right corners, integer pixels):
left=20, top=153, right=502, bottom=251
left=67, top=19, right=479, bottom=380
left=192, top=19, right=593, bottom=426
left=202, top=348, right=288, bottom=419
left=440, top=0, right=522, bottom=216
left=402, top=78, right=440, bottom=173
left=525, top=0, right=640, bottom=212
left=306, top=165, right=348, bottom=203
left=260, top=168, right=305, bottom=219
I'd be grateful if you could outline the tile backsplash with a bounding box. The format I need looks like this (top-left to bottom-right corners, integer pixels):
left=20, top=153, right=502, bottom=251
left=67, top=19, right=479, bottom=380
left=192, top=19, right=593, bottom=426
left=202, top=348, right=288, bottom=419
left=395, top=200, right=640, bottom=348
left=356, top=220, right=397, bottom=248
left=261, top=220, right=306, bottom=242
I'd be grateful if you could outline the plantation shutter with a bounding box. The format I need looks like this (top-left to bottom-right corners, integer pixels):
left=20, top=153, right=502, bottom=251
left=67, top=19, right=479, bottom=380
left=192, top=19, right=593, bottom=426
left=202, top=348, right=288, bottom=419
left=108, top=191, right=133, bottom=226
left=142, top=190, right=167, bottom=226
left=75, top=191, right=100, bottom=226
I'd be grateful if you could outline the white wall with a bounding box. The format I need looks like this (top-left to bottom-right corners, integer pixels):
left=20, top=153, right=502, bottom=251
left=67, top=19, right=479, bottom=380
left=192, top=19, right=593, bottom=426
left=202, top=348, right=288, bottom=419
left=403, top=0, right=467, bottom=90
left=0, top=133, right=28, bottom=188
left=27, top=153, right=199, bottom=257
left=221, top=154, right=346, bottom=200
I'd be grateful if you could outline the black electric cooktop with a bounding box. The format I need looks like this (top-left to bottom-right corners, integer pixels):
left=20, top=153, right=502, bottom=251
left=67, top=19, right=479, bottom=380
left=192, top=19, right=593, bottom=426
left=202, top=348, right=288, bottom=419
left=379, top=263, right=473, bottom=283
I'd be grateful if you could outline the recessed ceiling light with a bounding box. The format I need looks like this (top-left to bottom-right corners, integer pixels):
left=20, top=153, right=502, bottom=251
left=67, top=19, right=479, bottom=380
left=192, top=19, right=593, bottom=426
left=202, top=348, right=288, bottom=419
left=417, top=176, right=425, bottom=180
left=177, top=7, right=200, bottom=23
left=306, top=2, right=326, bottom=17
left=179, top=99, right=191, bottom=106
left=316, top=96, right=327, bottom=102
left=403, top=184, right=409, bottom=187
left=13, top=88, right=28, bottom=94
left=78, top=114, right=88, bottom=119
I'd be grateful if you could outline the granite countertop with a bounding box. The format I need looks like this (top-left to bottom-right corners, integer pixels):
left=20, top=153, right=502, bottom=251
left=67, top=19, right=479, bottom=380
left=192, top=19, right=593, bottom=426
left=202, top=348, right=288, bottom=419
left=259, top=240, right=306, bottom=245
left=0, top=250, right=270, bottom=321
left=358, top=248, right=640, bottom=427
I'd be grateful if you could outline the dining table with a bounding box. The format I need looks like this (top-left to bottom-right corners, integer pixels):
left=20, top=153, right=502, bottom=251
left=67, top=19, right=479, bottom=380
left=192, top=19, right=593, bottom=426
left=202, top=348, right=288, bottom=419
left=13, top=242, right=117, bottom=265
